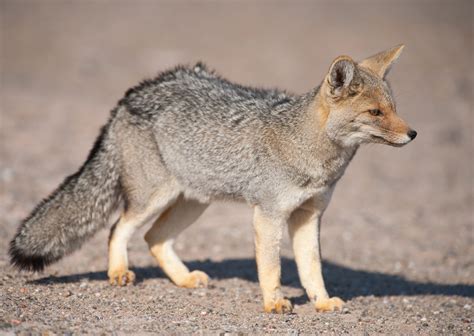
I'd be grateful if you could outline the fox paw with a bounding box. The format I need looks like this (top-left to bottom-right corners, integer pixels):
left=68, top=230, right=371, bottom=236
left=177, top=270, right=209, bottom=289
left=264, top=298, right=293, bottom=314
left=108, top=269, right=136, bottom=286
left=314, top=297, right=344, bottom=312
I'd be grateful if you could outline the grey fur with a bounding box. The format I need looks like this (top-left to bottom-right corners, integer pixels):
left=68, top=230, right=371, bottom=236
left=120, top=63, right=352, bottom=214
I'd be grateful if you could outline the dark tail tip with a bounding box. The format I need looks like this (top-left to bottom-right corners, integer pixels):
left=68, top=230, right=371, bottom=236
left=9, top=239, right=52, bottom=272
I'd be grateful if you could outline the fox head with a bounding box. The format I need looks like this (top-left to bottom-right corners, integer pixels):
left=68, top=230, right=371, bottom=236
left=319, top=45, right=416, bottom=147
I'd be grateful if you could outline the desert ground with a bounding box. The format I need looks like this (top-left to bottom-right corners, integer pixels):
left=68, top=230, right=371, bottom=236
left=1, top=1, right=473, bottom=334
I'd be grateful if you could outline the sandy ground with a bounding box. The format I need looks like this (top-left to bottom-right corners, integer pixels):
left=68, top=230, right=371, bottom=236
left=1, top=1, right=473, bottom=334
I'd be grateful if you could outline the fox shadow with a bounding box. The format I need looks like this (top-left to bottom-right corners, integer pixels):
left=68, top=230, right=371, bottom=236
left=31, top=258, right=473, bottom=302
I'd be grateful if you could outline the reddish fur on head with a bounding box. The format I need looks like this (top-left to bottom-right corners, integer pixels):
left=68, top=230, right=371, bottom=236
left=319, top=45, right=416, bottom=147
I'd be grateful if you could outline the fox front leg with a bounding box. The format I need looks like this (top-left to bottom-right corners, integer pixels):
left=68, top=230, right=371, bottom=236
left=288, top=197, right=344, bottom=312
left=253, top=206, right=293, bottom=313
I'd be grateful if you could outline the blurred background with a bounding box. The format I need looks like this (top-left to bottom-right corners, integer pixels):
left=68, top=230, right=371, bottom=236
left=1, top=0, right=472, bottom=333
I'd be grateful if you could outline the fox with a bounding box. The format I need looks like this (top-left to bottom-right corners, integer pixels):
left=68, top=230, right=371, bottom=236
left=9, top=45, right=416, bottom=313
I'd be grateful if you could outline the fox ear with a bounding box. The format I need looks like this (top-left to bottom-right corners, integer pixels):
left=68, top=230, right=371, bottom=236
left=359, top=44, right=404, bottom=78
left=327, top=56, right=355, bottom=96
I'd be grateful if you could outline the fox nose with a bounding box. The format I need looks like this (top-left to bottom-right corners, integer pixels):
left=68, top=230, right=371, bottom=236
left=407, top=130, right=417, bottom=140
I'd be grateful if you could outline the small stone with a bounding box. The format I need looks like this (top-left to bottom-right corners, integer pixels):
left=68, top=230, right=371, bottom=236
left=63, top=290, right=72, bottom=297
left=464, top=304, right=471, bottom=310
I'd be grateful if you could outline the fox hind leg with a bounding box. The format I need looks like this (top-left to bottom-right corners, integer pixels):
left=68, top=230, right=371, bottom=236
left=107, top=118, right=184, bottom=286
left=108, top=182, right=180, bottom=286
left=144, top=195, right=209, bottom=288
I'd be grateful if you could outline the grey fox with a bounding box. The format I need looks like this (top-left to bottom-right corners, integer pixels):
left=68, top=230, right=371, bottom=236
left=10, top=45, right=416, bottom=313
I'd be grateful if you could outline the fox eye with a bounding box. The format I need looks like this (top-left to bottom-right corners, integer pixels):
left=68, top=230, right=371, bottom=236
left=369, top=109, right=383, bottom=116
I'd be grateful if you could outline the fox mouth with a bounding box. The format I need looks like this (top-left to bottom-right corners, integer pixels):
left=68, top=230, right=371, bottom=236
left=370, top=134, right=407, bottom=147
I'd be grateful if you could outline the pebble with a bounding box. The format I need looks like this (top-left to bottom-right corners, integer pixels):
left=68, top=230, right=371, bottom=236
left=463, top=304, right=471, bottom=310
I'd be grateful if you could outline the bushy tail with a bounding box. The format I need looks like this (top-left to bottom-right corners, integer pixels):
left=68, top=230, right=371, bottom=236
left=9, top=117, right=122, bottom=272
